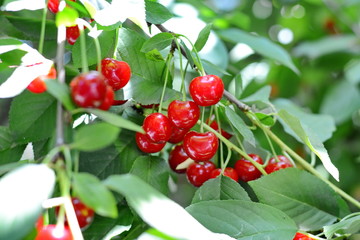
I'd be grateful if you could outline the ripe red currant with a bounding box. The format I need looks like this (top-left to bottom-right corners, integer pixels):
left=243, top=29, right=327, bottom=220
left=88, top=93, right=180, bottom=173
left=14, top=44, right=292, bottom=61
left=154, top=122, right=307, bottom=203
left=209, top=167, right=239, bottom=182
left=293, top=232, right=313, bottom=240
left=135, top=132, right=166, bottom=153
left=265, top=155, right=293, bottom=174
left=101, top=58, right=131, bottom=91
left=98, top=86, right=114, bottom=111
left=27, top=67, right=57, bottom=94
left=183, top=131, right=218, bottom=162
left=168, top=100, right=200, bottom=129
left=186, top=161, right=216, bottom=187
left=66, top=25, right=80, bottom=45
left=70, top=71, right=107, bottom=108
left=168, top=126, right=189, bottom=144
left=35, top=225, right=73, bottom=240
left=143, top=113, right=172, bottom=143
left=189, top=75, right=224, bottom=106
left=235, top=154, right=264, bottom=182
left=168, top=145, right=189, bottom=174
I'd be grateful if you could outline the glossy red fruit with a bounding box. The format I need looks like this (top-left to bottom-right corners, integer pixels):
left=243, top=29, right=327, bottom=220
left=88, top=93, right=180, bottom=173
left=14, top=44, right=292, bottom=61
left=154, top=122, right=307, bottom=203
left=293, top=232, right=313, bottom=240
left=47, top=0, right=60, bottom=13
left=98, top=86, right=114, bottom=111
left=112, top=99, right=128, bottom=105
left=209, top=167, right=239, bottom=182
left=168, top=145, right=189, bottom=174
left=71, top=197, right=95, bottom=229
left=189, top=75, right=224, bottom=106
left=70, top=71, right=107, bottom=108
left=183, top=131, right=218, bottom=162
left=35, top=225, right=73, bottom=240
left=143, top=113, right=172, bottom=143
left=36, top=216, right=44, bottom=232
left=235, top=154, right=264, bottom=182
left=66, top=25, right=80, bottom=45
left=101, top=58, right=131, bottom=91
left=168, top=100, right=200, bottom=129
left=135, top=132, right=166, bottom=153
left=265, top=155, right=293, bottom=174
left=168, top=126, right=189, bottom=144
left=27, top=67, right=57, bottom=93
left=186, top=161, right=216, bottom=187
left=208, top=119, right=232, bottom=139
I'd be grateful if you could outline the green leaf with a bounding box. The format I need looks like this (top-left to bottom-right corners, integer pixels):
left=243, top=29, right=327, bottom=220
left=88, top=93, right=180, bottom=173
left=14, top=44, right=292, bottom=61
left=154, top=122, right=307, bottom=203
left=255, top=112, right=275, bottom=126
left=194, top=23, right=212, bottom=52
left=0, top=126, right=13, bottom=150
left=186, top=200, right=297, bottom=240
left=202, top=59, right=231, bottom=76
left=141, top=32, right=174, bottom=53
left=320, top=80, right=360, bottom=124
left=9, top=91, right=57, bottom=143
left=145, top=0, right=173, bottom=24
left=126, top=75, right=181, bottom=106
left=274, top=98, right=336, bottom=142
left=86, top=108, right=144, bottom=133
left=116, top=28, right=166, bottom=83
left=104, top=174, right=235, bottom=240
left=218, top=28, right=299, bottom=74
left=225, top=107, right=256, bottom=147
left=71, top=122, right=120, bottom=151
left=55, top=6, right=79, bottom=27
left=240, top=85, right=272, bottom=108
left=277, top=109, right=339, bottom=181
left=0, top=161, right=27, bottom=176
left=73, top=172, right=118, bottom=218
left=191, top=175, right=251, bottom=204
left=0, top=164, right=56, bottom=240
left=130, top=156, right=170, bottom=195
left=324, top=214, right=360, bottom=238
left=73, top=28, right=117, bottom=68
left=0, top=145, right=27, bottom=165
left=249, top=168, right=340, bottom=231
left=145, top=49, right=165, bottom=61
left=46, top=80, right=75, bottom=111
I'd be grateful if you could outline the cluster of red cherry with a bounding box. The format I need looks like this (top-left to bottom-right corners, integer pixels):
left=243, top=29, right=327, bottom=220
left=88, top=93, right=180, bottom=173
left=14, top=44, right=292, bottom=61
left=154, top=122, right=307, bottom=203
left=35, top=197, right=94, bottom=240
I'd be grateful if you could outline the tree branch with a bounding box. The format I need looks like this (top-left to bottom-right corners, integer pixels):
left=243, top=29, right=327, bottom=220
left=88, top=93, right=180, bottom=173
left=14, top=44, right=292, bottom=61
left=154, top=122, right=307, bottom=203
left=151, top=23, right=250, bottom=112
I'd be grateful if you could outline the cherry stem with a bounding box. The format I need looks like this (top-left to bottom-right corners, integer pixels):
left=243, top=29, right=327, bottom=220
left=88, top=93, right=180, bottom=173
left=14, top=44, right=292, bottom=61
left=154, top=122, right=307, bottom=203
left=158, top=54, right=172, bottom=114
left=214, top=106, right=224, bottom=169
left=77, top=22, right=88, bottom=73
left=247, top=112, right=360, bottom=209
left=38, top=1, right=48, bottom=54
left=222, top=147, right=232, bottom=172
left=262, top=126, right=279, bottom=162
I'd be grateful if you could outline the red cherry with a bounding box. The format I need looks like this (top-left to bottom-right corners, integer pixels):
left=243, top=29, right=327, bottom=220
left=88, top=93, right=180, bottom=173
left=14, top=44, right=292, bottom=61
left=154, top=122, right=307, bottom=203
left=168, top=145, right=189, bottom=174
left=112, top=99, right=128, bottom=105
left=98, top=86, right=114, bottom=111
left=235, top=154, right=264, bottom=182
left=135, top=132, right=166, bottom=153
left=35, top=225, right=73, bottom=240
left=207, top=118, right=232, bottom=139
left=66, top=25, right=80, bottom=45
left=186, top=161, right=216, bottom=187
left=168, top=100, right=200, bottom=129
left=183, top=131, right=218, bottom=162
left=70, top=71, right=107, bottom=108
left=265, top=155, right=293, bottom=174
left=209, top=167, right=239, bottom=182
left=27, top=67, right=57, bottom=94
left=168, top=126, right=189, bottom=144
left=101, top=58, right=131, bottom=91
left=143, top=113, right=172, bottom=143
left=189, top=75, right=224, bottom=106
left=47, top=0, right=60, bottom=13
left=293, top=232, right=313, bottom=240
left=35, top=216, right=44, bottom=232
left=71, top=197, right=95, bottom=229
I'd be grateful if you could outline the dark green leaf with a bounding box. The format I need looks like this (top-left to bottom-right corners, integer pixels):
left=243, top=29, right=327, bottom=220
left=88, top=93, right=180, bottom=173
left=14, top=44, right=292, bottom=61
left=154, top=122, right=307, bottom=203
left=192, top=175, right=251, bottom=204
left=104, top=174, right=232, bottom=240
left=55, top=6, right=79, bottom=27
left=241, top=85, right=271, bottom=108
left=141, top=32, right=174, bottom=53
left=46, top=80, right=75, bottom=111
left=116, top=28, right=166, bottom=82
left=194, top=23, right=212, bottom=52
left=73, top=172, right=118, bottom=218
left=73, top=28, right=117, bottom=68
left=255, top=112, right=275, bottom=126
left=249, top=168, right=340, bottom=231
left=145, top=49, right=165, bottom=61
left=9, top=92, right=56, bottom=143
left=0, top=49, right=27, bottom=66
left=86, top=108, right=144, bottom=133
left=71, top=122, right=120, bottom=151
left=0, top=126, right=13, bottom=150
left=145, top=0, right=173, bottom=24
left=186, top=200, right=297, bottom=240
left=324, top=214, right=360, bottom=238
left=219, top=28, right=299, bottom=74
left=130, top=156, right=170, bottom=195
left=225, top=107, right=256, bottom=147
left=0, top=164, right=55, bottom=240
left=0, top=145, right=27, bottom=165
